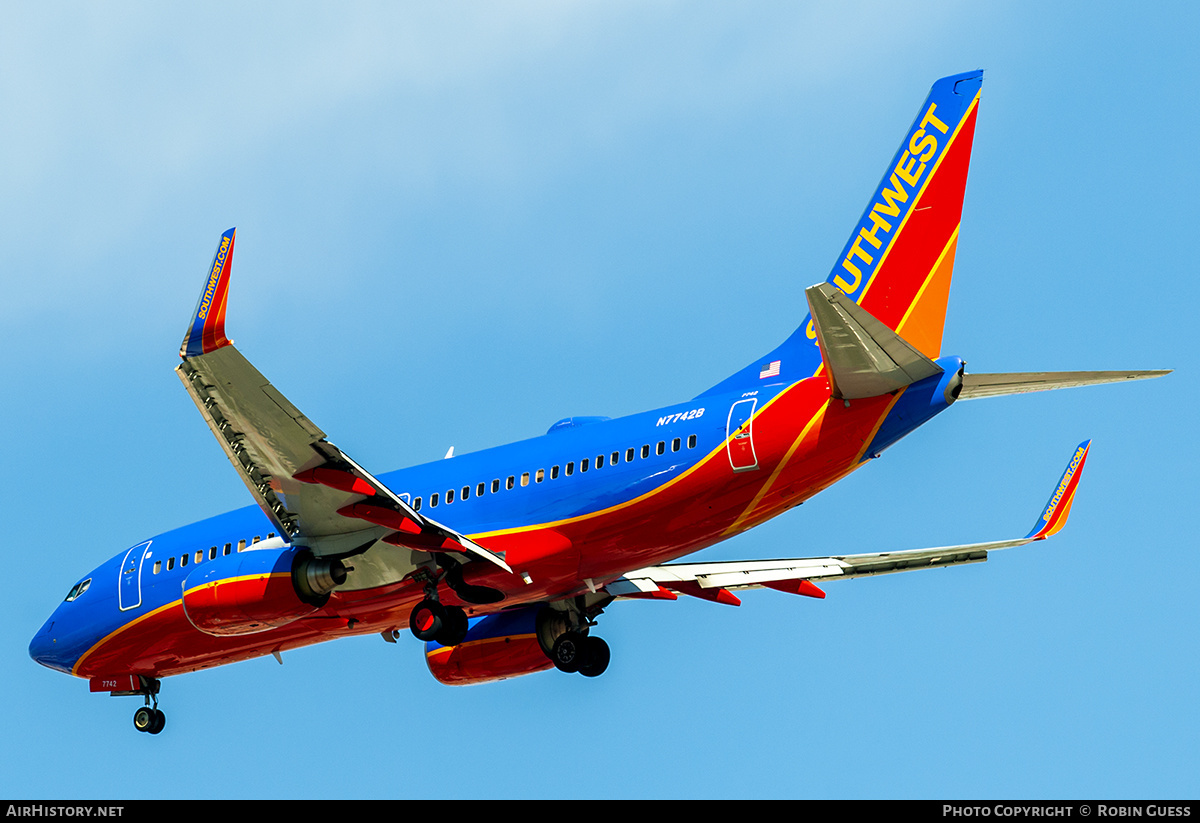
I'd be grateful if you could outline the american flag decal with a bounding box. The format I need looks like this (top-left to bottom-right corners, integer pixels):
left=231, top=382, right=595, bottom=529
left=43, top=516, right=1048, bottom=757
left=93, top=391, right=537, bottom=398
left=759, top=360, right=781, bottom=379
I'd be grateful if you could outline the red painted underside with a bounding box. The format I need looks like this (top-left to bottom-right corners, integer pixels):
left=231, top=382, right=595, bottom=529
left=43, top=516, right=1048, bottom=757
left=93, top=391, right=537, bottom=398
left=76, top=375, right=900, bottom=679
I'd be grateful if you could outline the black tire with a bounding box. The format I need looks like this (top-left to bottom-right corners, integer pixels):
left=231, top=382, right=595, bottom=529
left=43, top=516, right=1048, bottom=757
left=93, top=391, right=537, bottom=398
left=435, top=605, right=469, bottom=647
left=578, top=636, right=610, bottom=678
left=551, top=631, right=588, bottom=673
left=148, top=709, right=166, bottom=734
left=409, top=599, right=445, bottom=642
left=133, top=706, right=155, bottom=733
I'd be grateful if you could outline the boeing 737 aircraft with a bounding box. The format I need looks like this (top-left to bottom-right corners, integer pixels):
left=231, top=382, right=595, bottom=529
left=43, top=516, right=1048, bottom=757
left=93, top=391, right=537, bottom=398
left=29, top=71, right=1168, bottom=734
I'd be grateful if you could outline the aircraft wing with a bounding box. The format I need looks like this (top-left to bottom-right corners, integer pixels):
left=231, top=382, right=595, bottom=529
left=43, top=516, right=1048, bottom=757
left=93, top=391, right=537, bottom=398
left=175, top=229, right=510, bottom=573
left=607, top=441, right=1090, bottom=604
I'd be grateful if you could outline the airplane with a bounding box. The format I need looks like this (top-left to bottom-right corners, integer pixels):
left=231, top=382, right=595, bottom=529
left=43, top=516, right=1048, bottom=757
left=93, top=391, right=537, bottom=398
left=29, top=70, right=1169, bottom=735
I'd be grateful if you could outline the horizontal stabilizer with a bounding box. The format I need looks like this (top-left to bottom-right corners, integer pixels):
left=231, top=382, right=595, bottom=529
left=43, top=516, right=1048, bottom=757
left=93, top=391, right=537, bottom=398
left=959, top=370, right=1171, bottom=400
left=805, top=282, right=943, bottom=399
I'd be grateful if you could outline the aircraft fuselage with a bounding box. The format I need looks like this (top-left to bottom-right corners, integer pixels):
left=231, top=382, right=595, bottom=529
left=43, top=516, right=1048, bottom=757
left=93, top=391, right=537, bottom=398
left=30, top=362, right=961, bottom=680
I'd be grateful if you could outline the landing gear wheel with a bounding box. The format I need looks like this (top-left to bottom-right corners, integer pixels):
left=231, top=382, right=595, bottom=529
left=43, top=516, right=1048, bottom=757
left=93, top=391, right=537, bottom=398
left=133, top=706, right=156, bottom=733
left=409, top=599, right=445, bottom=642
left=148, top=708, right=166, bottom=734
left=578, top=636, right=610, bottom=678
left=551, top=631, right=588, bottom=673
left=434, top=605, right=469, bottom=647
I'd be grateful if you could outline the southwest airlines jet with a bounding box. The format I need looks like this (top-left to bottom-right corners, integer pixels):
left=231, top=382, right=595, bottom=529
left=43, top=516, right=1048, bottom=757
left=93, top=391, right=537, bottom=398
left=29, top=71, right=1167, bottom=735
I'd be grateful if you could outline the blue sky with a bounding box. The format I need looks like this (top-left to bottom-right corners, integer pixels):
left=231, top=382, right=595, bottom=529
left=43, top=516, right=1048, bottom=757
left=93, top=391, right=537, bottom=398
left=3, top=1, right=1196, bottom=799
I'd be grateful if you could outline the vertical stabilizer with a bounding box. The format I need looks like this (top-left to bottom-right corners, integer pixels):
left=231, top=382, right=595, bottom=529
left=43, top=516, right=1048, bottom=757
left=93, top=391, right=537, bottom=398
left=699, top=71, right=982, bottom=399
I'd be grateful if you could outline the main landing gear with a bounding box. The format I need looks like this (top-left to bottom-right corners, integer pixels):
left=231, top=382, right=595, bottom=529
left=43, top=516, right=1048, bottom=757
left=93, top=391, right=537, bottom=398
left=538, top=599, right=611, bottom=678
left=406, top=559, right=498, bottom=648
left=409, top=598, right=469, bottom=647
left=550, top=631, right=610, bottom=678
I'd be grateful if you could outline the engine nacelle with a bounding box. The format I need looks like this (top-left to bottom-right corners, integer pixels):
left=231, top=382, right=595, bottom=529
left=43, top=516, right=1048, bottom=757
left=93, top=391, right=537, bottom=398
left=182, top=548, right=345, bottom=637
left=424, top=606, right=554, bottom=685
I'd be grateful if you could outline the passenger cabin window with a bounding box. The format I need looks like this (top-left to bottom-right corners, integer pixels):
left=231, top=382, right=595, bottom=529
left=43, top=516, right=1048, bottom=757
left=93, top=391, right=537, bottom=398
left=581, top=458, right=590, bottom=472
left=657, top=441, right=665, bottom=455
left=566, top=462, right=574, bottom=476
left=153, top=561, right=161, bottom=575
left=520, top=472, right=530, bottom=487
left=194, top=550, right=203, bottom=564
left=672, top=437, right=681, bottom=452
left=641, top=444, right=650, bottom=459
left=535, top=469, right=544, bottom=483
left=596, top=454, right=605, bottom=469
left=550, top=465, right=559, bottom=480
left=492, top=479, right=500, bottom=493
left=626, top=447, right=635, bottom=463
left=478, top=482, right=486, bottom=497
left=688, top=434, right=697, bottom=448
left=414, top=497, right=422, bottom=511
left=446, top=489, right=455, bottom=504
left=431, top=493, right=440, bottom=507
left=167, top=557, right=175, bottom=571
left=506, top=476, right=515, bottom=490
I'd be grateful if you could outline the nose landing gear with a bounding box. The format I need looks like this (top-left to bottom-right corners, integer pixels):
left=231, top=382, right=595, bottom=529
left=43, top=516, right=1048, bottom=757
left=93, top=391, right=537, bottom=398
left=127, top=676, right=165, bottom=735
left=133, top=705, right=165, bottom=735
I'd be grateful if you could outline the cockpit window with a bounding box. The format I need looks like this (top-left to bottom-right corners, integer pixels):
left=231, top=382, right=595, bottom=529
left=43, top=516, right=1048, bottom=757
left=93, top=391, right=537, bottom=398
left=64, top=578, right=91, bottom=602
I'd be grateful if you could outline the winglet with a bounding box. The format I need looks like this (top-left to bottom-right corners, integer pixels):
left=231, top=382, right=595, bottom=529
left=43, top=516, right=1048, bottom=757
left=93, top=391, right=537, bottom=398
left=1025, top=440, right=1091, bottom=540
left=180, top=228, right=236, bottom=358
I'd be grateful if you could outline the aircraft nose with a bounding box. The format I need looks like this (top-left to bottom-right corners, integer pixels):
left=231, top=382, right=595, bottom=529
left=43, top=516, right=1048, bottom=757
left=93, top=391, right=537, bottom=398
left=29, top=617, right=69, bottom=673
left=30, top=619, right=53, bottom=661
